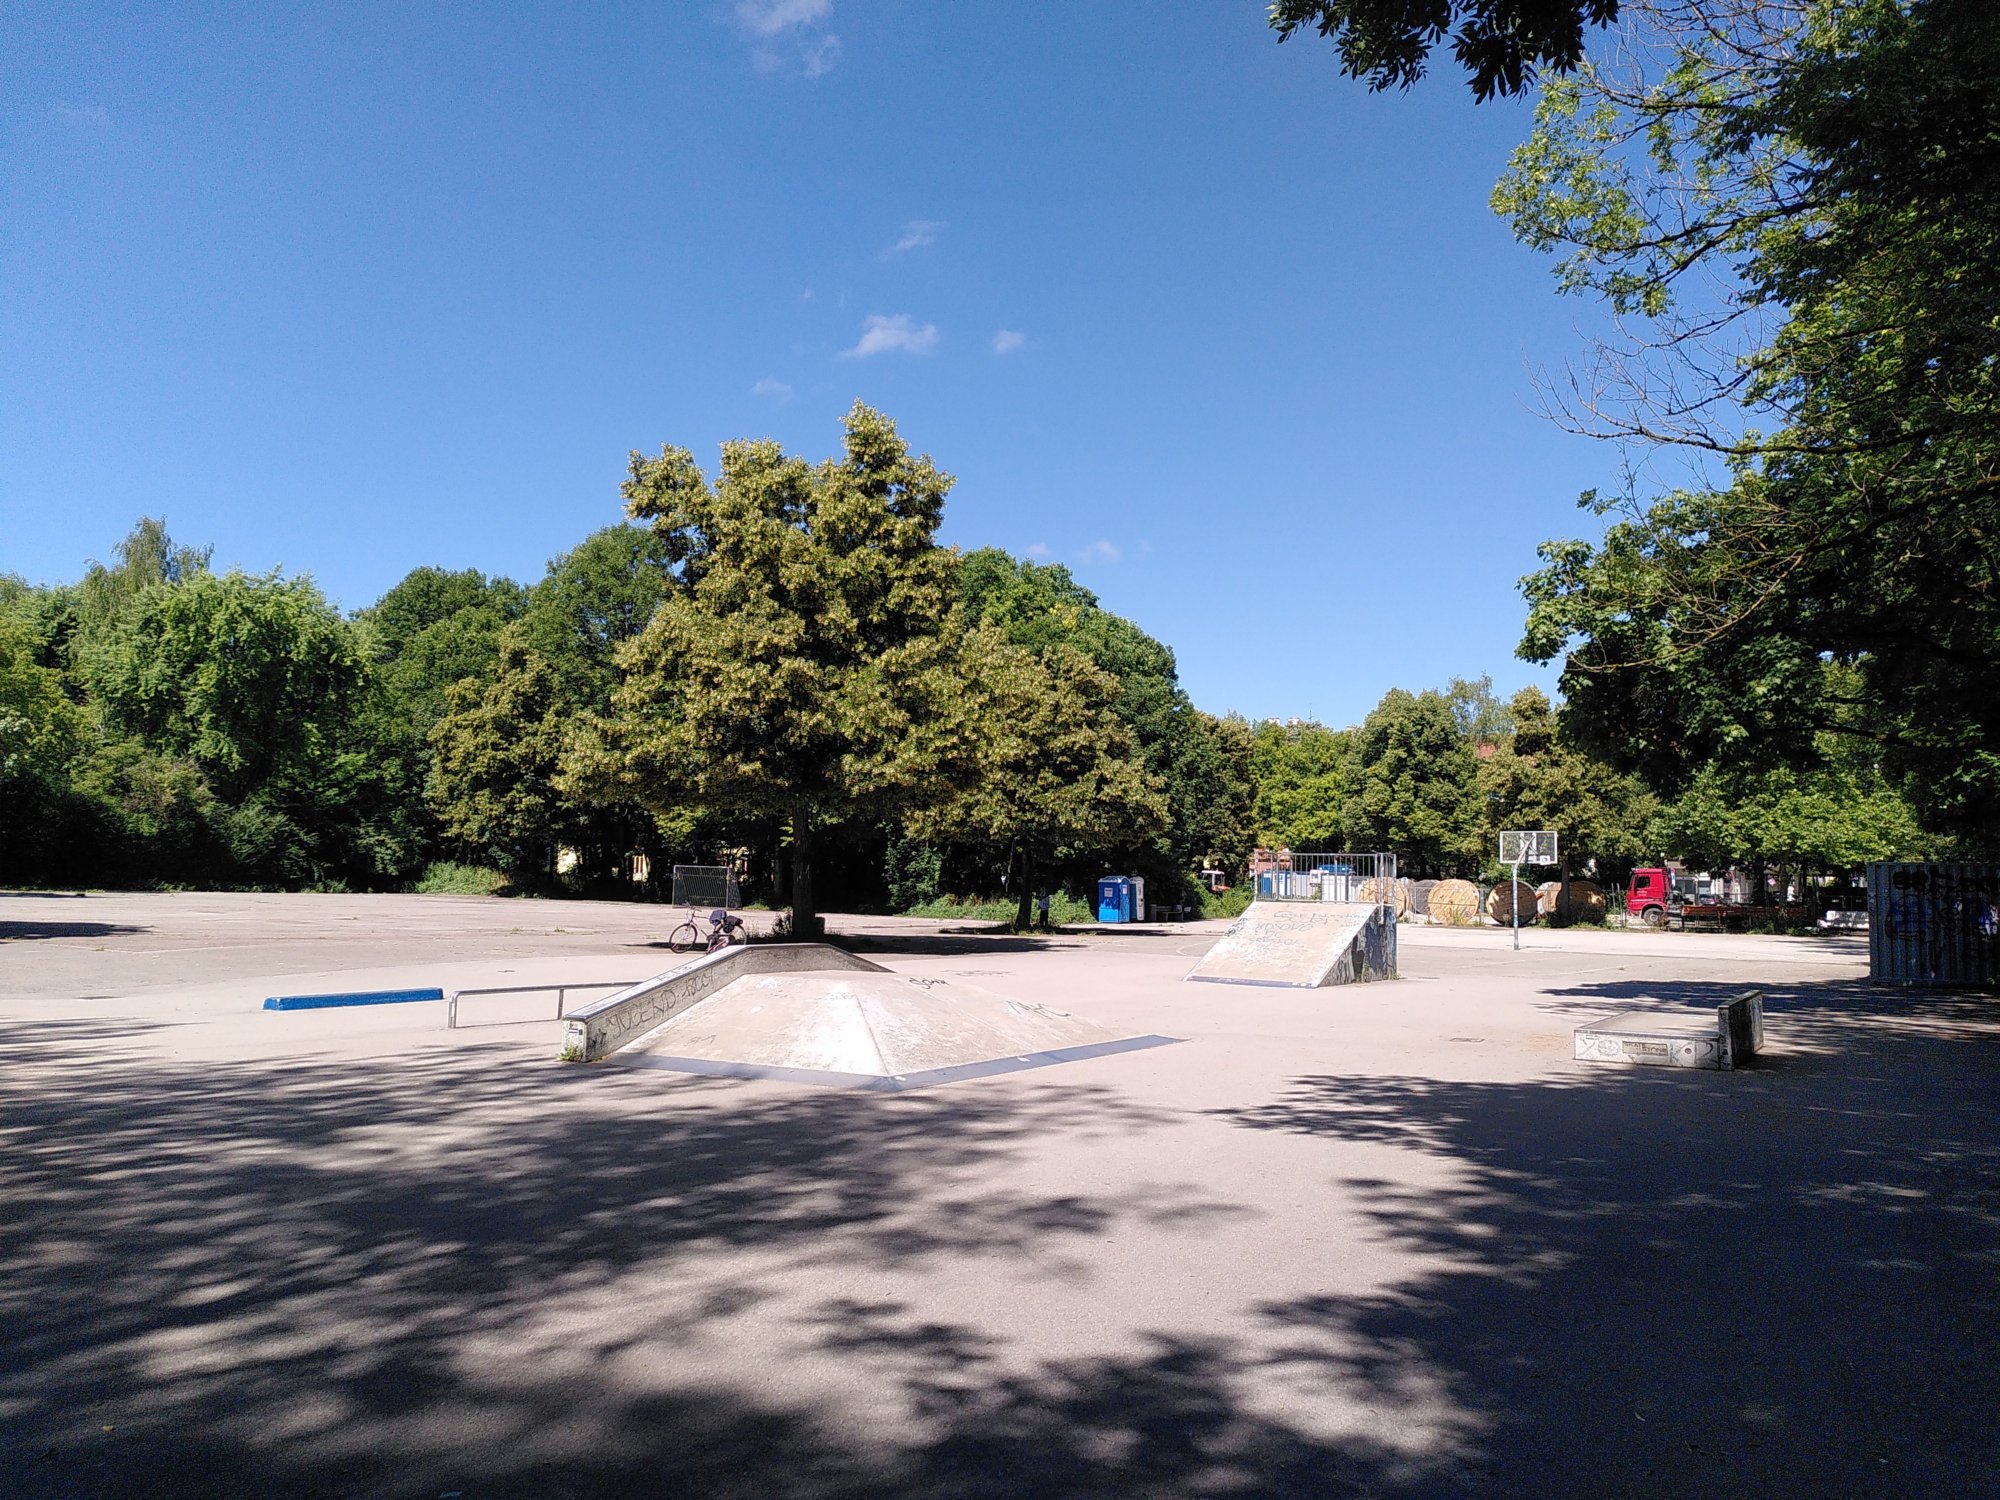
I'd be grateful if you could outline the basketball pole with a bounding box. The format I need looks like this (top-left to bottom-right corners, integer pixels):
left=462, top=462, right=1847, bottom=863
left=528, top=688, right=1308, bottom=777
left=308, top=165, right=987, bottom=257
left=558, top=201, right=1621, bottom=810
left=1511, top=858, right=1521, bottom=951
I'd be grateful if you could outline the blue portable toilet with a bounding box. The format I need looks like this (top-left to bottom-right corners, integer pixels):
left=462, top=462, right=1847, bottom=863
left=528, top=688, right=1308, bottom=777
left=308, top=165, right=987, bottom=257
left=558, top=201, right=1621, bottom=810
left=1096, top=876, right=1147, bottom=923
left=1097, top=876, right=1128, bottom=923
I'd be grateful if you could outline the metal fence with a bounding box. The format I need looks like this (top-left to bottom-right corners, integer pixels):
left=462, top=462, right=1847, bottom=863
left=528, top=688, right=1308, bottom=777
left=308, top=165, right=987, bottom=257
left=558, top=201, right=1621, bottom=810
left=672, top=863, right=740, bottom=910
left=1253, top=851, right=1398, bottom=905
left=1868, top=862, right=2000, bottom=989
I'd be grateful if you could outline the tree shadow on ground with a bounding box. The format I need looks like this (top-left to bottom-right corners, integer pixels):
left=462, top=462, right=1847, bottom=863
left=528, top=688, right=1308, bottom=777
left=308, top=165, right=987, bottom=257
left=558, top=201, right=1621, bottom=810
left=0, top=921, right=149, bottom=942
left=1532, top=975, right=2000, bottom=1054
left=5, top=975, right=1997, bottom=1498
left=1212, top=981, right=2000, bottom=1496
left=2, top=1026, right=1358, bottom=1498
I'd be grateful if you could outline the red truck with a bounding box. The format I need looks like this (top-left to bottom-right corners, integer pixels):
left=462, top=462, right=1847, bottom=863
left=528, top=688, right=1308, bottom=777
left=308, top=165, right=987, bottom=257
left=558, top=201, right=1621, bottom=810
left=1626, top=867, right=1811, bottom=930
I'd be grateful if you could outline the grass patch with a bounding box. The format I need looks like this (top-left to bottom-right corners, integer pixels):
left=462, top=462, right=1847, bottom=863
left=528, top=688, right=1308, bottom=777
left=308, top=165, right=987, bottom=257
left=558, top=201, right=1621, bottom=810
left=414, top=861, right=510, bottom=896
left=905, top=892, right=1098, bottom=925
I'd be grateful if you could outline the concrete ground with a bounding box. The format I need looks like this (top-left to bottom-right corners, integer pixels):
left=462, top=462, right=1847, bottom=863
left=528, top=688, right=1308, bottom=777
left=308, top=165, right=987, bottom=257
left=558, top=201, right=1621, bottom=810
left=2, top=890, right=1996, bottom=1497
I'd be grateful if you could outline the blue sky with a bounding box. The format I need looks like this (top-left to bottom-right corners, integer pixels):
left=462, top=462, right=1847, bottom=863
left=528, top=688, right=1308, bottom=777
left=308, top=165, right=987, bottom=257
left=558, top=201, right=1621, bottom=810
left=3, top=1, right=1625, bottom=725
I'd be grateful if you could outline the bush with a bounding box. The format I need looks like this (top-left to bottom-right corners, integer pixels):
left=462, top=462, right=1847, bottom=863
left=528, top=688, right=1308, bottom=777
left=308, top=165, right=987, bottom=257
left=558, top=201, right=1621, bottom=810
left=884, top=835, right=943, bottom=911
left=1200, top=884, right=1255, bottom=920
left=414, top=861, right=510, bottom=896
left=905, top=892, right=1097, bottom=925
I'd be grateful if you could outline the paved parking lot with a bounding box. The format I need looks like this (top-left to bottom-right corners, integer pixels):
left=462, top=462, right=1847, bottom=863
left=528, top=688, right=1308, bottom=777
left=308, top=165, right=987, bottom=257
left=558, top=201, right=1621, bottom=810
left=3, top=891, right=1995, bottom=1497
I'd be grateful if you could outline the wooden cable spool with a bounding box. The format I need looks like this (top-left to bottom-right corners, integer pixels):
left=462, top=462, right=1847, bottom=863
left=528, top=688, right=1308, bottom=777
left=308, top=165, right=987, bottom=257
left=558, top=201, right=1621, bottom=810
left=1427, top=878, right=1481, bottom=926
left=1485, top=879, right=1541, bottom=926
left=1410, top=878, right=1439, bottom=917
left=1356, top=876, right=1411, bottom=917
left=1536, top=879, right=1608, bottom=919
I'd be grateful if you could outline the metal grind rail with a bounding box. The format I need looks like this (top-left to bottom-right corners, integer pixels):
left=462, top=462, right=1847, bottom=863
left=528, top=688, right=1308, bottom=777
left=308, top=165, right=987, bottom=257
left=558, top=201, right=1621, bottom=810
left=446, top=979, right=639, bottom=1030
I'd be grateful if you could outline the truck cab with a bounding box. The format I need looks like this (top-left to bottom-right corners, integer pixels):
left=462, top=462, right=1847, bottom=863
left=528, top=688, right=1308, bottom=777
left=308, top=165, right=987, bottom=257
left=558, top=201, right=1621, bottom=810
left=1626, top=866, right=1682, bottom=927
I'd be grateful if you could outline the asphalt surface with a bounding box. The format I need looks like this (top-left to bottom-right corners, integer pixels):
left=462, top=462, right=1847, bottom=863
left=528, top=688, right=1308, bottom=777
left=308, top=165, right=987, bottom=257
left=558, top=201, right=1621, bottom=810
left=2, top=890, right=1995, bottom=1497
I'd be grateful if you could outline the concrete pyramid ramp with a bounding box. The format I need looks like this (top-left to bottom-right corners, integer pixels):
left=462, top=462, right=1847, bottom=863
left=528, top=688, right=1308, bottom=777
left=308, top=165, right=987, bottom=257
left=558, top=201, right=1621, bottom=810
left=619, top=970, right=1174, bottom=1090
left=1186, top=901, right=1392, bottom=987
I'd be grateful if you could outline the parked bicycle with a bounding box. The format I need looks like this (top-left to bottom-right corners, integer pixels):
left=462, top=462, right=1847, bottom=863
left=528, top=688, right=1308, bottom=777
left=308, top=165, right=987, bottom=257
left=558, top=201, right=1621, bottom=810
left=667, top=906, right=746, bottom=955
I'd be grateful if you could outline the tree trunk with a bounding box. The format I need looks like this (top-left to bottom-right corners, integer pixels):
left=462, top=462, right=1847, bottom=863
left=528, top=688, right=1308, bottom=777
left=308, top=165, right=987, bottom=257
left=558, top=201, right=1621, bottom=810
left=1015, top=849, right=1034, bottom=932
left=790, top=808, right=819, bottom=938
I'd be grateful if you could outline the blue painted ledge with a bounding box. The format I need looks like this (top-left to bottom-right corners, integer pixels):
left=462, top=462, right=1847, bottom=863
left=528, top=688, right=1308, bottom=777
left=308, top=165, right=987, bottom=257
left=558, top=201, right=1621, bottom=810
left=263, top=987, right=444, bottom=1012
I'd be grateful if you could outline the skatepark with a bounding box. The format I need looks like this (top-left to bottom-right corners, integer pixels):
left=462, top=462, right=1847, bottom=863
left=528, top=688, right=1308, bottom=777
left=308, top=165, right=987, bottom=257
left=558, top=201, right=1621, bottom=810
left=4, top=888, right=1996, bottom=1497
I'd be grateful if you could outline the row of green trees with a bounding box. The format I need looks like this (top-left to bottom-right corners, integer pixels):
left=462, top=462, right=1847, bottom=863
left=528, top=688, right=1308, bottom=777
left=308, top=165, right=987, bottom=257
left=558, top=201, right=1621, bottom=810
left=2, top=401, right=1940, bottom=917
left=0, top=410, right=1248, bottom=925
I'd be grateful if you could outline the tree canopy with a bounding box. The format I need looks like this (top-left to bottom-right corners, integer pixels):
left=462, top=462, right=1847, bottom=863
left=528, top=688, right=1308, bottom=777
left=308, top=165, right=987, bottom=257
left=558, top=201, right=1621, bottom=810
left=1476, top=686, right=1656, bottom=881
left=578, top=403, right=967, bottom=933
left=1344, top=688, right=1482, bottom=875
left=1498, top=0, right=2000, bottom=849
left=907, top=629, right=1168, bottom=927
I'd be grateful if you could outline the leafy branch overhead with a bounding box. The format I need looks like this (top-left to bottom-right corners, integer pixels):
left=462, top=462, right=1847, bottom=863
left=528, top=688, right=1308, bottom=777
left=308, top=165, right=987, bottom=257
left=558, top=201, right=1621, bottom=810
left=1271, top=0, right=1619, bottom=99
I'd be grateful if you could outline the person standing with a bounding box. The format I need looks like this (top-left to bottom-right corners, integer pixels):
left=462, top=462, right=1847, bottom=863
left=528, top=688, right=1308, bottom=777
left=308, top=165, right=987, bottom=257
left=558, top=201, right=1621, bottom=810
left=1036, top=891, right=1052, bottom=931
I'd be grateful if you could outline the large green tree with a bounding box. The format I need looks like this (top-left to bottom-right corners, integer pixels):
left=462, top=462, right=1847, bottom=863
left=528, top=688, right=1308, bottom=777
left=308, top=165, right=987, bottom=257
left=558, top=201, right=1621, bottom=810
left=89, top=570, right=365, bottom=799
left=1168, top=709, right=1258, bottom=881
left=516, top=524, right=677, bottom=703
left=1649, top=761, right=1929, bottom=880
left=1501, top=0, right=2000, bottom=846
left=577, top=404, right=966, bottom=934
left=907, top=629, right=1168, bottom=928
left=1343, top=688, right=1482, bottom=875
left=959, top=547, right=1248, bottom=894
left=422, top=527, right=677, bottom=889
left=1249, top=718, right=1352, bottom=851
left=1476, top=687, right=1656, bottom=903
left=86, top=569, right=411, bottom=886
left=427, top=629, right=573, bottom=881
left=0, top=609, right=94, bottom=883
left=361, top=566, right=526, bottom=735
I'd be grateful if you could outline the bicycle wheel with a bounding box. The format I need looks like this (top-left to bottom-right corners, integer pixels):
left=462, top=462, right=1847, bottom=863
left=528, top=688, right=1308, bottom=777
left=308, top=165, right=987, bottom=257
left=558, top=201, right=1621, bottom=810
left=666, top=921, right=702, bottom=954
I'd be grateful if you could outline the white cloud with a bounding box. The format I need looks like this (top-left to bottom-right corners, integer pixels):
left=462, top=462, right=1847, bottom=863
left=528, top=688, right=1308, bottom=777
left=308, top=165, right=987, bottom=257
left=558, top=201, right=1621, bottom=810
left=54, top=102, right=111, bottom=131
left=736, top=0, right=831, bottom=37
left=1078, top=539, right=1123, bottom=565
left=803, top=33, right=842, bottom=76
left=733, top=0, right=839, bottom=75
left=751, top=377, right=793, bottom=402
left=1026, top=542, right=1051, bottom=559
left=843, top=314, right=938, bottom=358
left=889, top=219, right=946, bottom=255
left=991, top=328, right=1028, bottom=355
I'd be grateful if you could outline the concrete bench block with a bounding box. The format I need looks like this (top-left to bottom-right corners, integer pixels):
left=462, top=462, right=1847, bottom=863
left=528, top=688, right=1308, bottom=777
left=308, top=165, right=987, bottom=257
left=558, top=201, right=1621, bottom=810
left=1574, top=989, right=1763, bottom=1071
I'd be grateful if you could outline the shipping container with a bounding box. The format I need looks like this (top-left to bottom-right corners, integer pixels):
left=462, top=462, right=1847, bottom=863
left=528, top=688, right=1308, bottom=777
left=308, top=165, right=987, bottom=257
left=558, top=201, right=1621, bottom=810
left=1867, top=862, right=2000, bottom=988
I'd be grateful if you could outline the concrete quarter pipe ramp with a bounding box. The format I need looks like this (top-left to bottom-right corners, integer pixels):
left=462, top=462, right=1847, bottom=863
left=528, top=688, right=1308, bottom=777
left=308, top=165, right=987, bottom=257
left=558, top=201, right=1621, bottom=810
left=1186, top=901, right=1394, bottom=987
